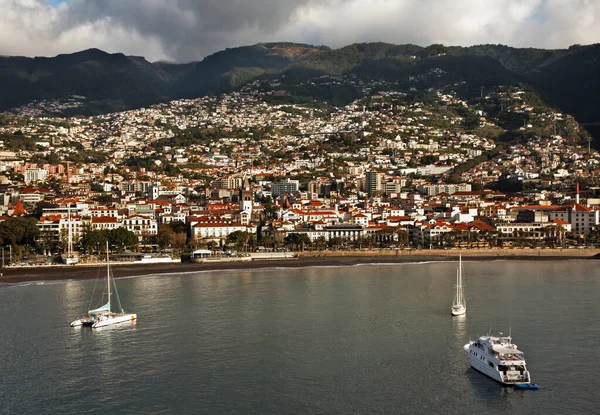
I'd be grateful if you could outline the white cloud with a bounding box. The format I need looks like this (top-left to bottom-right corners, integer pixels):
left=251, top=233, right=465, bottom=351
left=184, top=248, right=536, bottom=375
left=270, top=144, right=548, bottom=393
left=0, top=0, right=598, bottom=62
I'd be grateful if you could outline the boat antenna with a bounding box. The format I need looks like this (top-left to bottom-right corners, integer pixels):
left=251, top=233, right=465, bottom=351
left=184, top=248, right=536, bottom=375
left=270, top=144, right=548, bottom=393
left=509, top=326, right=512, bottom=338
left=488, top=326, right=492, bottom=336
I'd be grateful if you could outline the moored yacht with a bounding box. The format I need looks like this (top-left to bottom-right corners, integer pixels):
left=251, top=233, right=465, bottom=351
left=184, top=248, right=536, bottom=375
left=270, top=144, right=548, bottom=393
left=71, top=243, right=136, bottom=328
left=463, top=333, right=538, bottom=387
left=451, top=254, right=466, bottom=316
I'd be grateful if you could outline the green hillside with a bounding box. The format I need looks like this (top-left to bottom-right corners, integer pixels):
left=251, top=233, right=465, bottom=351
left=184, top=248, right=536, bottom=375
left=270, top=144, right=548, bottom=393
left=1, top=42, right=600, bottom=137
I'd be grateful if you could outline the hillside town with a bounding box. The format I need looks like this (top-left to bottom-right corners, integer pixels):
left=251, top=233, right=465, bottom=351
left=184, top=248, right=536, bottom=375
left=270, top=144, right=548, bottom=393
left=1, top=75, right=600, bottom=264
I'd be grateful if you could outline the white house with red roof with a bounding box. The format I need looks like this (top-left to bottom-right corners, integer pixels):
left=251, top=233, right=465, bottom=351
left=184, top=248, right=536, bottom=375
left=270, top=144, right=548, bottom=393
left=412, top=220, right=453, bottom=246
left=352, top=212, right=369, bottom=226
left=190, top=221, right=255, bottom=241
left=19, top=187, right=50, bottom=205
left=158, top=211, right=187, bottom=224
left=547, top=204, right=599, bottom=236
left=385, top=215, right=413, bottom=227
left=91, top=216, right=120, bottom=231
left=37, top=214, right=83, bottom=245
left=122, top=214, right=158, bottom=241
left=90, top=207, right=120, bottom=219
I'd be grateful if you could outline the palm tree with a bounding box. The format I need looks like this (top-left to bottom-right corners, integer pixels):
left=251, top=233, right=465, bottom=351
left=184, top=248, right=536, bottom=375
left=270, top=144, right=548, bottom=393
left=260, top=235, right=273, bottom=250
left=283, top=233, right=311, bottom=251
left=314, top=236, right=327, bottom=251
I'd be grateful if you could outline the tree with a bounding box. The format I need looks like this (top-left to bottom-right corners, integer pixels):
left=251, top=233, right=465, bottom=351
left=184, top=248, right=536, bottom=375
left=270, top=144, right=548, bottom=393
left=172, top=232, right=187, bottom=253
left=108, top=228, right=139, bottom=251
left=167, top=220, right=187, bottom=235
left=157, top=227, right=176, bottom=250
left=263, top=204, right=280, bottom=220
left=259, top=235, right=273, bottom=250
left=80, top=229, right=108, bottom=254
left=0, top=217, right=39, bottom=247
left=420, top=155, right=438, bottom=165
left=283, top=233, right=311, bottom=251
left=226, top=231, right=253, bottom=252
left=328, top=236, right=344, bottom=250
left=313, top=236, right=327, bottom=251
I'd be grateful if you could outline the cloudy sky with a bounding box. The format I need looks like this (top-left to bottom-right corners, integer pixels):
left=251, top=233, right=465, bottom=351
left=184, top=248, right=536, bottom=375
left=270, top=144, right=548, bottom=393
left=1, top=0, right=598, bottom=62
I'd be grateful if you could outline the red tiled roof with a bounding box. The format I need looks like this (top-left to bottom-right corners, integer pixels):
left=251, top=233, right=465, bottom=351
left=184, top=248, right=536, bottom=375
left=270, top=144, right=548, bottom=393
left=40, top=215, right=61, bottom=222
left=387, top=216, right=411, bottom=221
left=470, top=220, right=495, bottom=231
left=152, top=200, right=172, bottom=206
left=453, top=222, right=470, bottom=231
left=193, top=222, right=246, bottom=228
left=571, top=203, right=592, bottom=212
left=92, top=216, right=118, bottom=223
left=13, top=200, right=27, bottom=215
left=22, top=187, right=50, bottom=194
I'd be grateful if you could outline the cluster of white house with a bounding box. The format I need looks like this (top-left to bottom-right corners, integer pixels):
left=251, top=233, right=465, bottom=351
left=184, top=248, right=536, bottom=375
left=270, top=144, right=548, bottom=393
left=27, top=184, right=600, bottom=250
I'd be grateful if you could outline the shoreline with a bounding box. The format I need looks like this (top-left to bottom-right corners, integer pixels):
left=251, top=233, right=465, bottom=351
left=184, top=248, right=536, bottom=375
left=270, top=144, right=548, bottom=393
left=1, top=248, right=598, bottom=284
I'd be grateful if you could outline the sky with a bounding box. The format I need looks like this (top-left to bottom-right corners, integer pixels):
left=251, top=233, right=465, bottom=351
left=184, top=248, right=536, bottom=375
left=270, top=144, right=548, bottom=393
left=0, top=0, right=598, bottom=62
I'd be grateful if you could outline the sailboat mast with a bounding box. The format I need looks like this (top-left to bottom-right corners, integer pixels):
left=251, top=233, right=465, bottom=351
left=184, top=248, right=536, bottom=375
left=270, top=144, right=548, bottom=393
left=67, top=205, right=71, bottom=258
left=456, top=268, right=461, bottom=304
left=459, top=254, right=462, bottom=284
left=458, top=254, right=467, bottom=307
left=458, top=255, right=463, bottom=304
left=106, top=241, right=111, bottom=312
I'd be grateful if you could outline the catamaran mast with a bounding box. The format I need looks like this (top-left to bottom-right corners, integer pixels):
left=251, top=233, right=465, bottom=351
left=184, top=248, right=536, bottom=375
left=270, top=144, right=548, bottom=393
left=106, top=241, right=111, bottom=312
left=67, top=205, right=71, bottom=258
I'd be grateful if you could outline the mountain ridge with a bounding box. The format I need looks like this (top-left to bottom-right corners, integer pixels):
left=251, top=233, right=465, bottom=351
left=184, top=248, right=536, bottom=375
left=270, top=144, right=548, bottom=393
left=1, top=42, right=600, bottom=130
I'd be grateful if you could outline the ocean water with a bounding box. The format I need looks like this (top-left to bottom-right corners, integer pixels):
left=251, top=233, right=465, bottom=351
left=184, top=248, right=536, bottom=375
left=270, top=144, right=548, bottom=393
left=1, top=260, right=599, bottom=414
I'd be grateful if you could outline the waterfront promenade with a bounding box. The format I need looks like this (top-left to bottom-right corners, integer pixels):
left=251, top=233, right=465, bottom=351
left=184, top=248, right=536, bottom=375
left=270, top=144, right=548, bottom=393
left=0, top=247, right=598, bottom=284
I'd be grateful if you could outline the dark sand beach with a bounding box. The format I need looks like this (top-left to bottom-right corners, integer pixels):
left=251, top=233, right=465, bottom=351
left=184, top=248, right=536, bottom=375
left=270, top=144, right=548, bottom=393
left=1, top=248, right=598, bottom=284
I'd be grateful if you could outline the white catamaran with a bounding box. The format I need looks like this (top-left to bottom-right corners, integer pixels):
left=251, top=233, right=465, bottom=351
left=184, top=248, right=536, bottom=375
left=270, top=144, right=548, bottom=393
left=71, top=244, right=137, bottom=328
left=451, top=254, right=466, bottom=316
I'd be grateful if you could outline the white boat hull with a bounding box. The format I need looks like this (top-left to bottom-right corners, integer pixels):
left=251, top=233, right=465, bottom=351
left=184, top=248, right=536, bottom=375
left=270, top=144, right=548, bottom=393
left=71, top=313, right=136, bottom=328
left=70, top=243, right=137, bottom=329
left=452, top=255, right=466, bottom=316
left=464, top=344, right=506, bottom=383
left=464, top=343, right=531, bottom=385
left=92, top=313, right=137, bottom=328
left=64, top=257, right=79, bottom=265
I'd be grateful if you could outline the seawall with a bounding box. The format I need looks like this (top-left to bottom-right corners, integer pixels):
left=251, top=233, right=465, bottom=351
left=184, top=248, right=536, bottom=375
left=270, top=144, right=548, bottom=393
left=297, top=248, right=600, bottom=259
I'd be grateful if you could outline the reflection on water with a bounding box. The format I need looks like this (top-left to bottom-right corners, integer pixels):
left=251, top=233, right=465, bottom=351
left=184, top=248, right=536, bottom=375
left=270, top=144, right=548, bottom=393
left=467, top=367, right=526, bottom=411
left=1, top=260, right=600, bottom=414
left=452, top=314, right=467, bottom=344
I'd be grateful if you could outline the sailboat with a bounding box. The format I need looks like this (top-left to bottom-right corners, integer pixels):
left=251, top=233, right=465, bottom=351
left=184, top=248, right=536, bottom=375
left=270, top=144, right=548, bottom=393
left=451, top=254, right=466, bottom=316
left=71, top=243, right=137, bottom=328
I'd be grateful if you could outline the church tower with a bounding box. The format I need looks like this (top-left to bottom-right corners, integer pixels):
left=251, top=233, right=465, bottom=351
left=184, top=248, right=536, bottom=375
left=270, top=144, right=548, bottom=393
left=239, top=188, right=253, bottom=213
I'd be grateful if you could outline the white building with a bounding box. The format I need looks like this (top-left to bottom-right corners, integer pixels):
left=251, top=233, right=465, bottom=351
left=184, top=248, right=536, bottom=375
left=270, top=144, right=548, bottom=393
left=122, top=215, right=158, bottom=241
left=272, top=178, right=299, bottom=196
left=190, top=221, right=256, bottom=241
left=547, top=204, right=599, bottom=236
left=417, top=183, right=472, bottom=196
left=25, top=168, right=48, bottom=184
